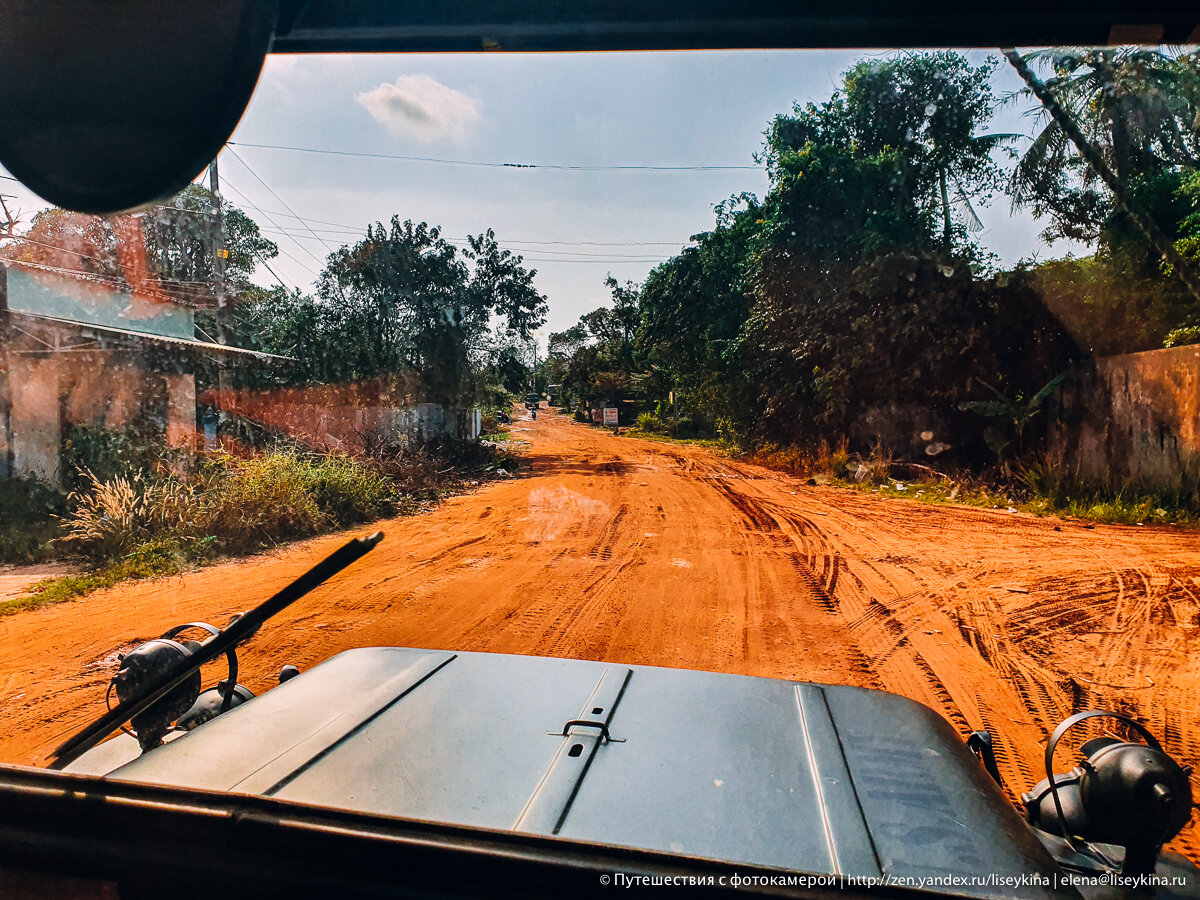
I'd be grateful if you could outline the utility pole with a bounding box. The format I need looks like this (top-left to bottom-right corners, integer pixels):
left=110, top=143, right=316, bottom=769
left=208, top=159, right=231, bottom=392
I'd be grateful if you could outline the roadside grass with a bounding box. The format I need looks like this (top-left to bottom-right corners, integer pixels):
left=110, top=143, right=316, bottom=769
left=1, top=539, right=196, bottom=617
left=744, top=441, right=1199, bottom=528
left=4, top=436, right=518, bottom=615
left=624, top=428, right=731, bottom=452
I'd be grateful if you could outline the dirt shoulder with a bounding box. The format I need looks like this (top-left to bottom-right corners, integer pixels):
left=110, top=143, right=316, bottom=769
left=2, top=409, right=1197, bottom=858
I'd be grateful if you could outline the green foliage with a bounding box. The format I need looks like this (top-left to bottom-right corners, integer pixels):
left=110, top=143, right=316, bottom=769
left=1009, top=48, right=1200, bottom=243
left=247, top=220, right=547, bottom=408
left=544, top=276, right=644, bottom=412
left=60, top=424, right=174, bottom=492
left=0, top=477, right=67, bottom=563
left=763, top=52, right=1005, bottom=251
left=959, top=374, right=1066, bottom=457
left=143, top=183, right=279, bottom=294
left=1164, top=324, right=1200, bottom=347
left=634, top=412, right=668, bottom=433
left=740, top=253, right=1079, bottom=448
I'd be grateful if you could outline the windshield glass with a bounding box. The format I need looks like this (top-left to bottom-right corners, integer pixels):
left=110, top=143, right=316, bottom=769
left=1, top=45, right=1198, bottom=866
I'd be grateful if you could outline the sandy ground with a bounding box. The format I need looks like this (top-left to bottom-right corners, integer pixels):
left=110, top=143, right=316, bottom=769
left=1, top=410, right=1198, bottom=858
left=0, top=562, right=77, bottom=605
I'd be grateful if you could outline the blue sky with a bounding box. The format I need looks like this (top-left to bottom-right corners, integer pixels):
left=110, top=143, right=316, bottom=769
left=3, top=50, right=1088, bottom=337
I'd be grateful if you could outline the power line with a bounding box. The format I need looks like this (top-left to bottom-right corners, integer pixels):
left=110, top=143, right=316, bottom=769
left=218, top=176, right=323, bottom=275
left=253, top=225, right=672, bottom=260
left=215, top=199, right=699, bottom=249
left=227, top=140, right=760, bottom=173
left=258, top=223, right=689, bottom=247
left=225, top=145, right=339, bottom=257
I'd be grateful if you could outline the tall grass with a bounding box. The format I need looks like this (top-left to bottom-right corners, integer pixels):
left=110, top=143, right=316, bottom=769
left=58, top=448, right=399, bottom=563
left=7, top=432, right=512, bottom=613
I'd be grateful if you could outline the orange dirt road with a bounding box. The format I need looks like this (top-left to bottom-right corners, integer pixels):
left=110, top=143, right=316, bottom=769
left=2, top=410, right=1199, bottom=857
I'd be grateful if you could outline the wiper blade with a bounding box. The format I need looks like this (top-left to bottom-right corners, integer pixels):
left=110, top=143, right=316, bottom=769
left=48, top=531, right=384, bottom=770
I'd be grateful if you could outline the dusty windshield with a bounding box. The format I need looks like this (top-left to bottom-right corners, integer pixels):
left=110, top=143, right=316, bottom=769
left=1, top=47, right=1199, bottom=860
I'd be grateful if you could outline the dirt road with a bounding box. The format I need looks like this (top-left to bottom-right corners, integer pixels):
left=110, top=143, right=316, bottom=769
left=3, top=410, right=1199, bottom=857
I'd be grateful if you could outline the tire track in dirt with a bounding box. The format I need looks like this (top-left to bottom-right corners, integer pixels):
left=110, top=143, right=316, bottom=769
left=1, top=412, right=1198, bottom=859
left=704, top=461, right=1200, bottom=857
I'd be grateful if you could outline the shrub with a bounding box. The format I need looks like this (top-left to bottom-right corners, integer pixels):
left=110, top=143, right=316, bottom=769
left=1164, top=325, right=1200, bottom=348
left=60, top=471, right=201, bottom=563
left=306, top=453, right=398, bottom=525
left=198, top=449, right=398, bottom=550
left=60, top=424, right=177, bottom=492
left=0, top=476, right=67, bottom=563
left=635, top=412, right=667, bottom=433
left=198, top=452, right=332, bottom=547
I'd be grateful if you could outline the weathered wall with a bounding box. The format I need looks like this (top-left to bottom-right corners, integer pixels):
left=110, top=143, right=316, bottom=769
left=8, top=356, right=61, bottom=480
left=1048, top=344, right=1200, bottom=495
left=1, top=350, right=192, bottom=482
left=201, top=384, right=480, bottom=450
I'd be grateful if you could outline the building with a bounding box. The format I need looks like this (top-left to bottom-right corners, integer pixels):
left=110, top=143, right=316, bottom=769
left=0, top=261, right=280, bottom=482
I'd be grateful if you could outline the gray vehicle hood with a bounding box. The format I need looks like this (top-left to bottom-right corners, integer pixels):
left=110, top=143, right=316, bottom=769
left=69, top=647, right=1070, bottom=900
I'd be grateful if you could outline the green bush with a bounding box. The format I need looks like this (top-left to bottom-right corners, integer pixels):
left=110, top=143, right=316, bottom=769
left=198, top=453, right=331, bottom=547
left=198, top=450, right=397, bottom=550
left=635, top=412, right=667, bottom=433
left=0, top=476, right=67, bottom=563
left=306, top=453, right=398, bottom=525
left=60, top=424, right=176, bottom=492
left=1164, top=325, right=1200, bottom=348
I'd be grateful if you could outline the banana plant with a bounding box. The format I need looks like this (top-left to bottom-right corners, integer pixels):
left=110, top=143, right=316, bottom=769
left=959, top=374, right=1066, bottom=458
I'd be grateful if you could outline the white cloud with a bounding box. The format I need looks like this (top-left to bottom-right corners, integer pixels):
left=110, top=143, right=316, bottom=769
left=356, top=75, right=481, bottom=142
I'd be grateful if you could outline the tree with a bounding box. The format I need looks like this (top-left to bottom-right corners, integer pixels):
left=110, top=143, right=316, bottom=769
left=763, top=52, right=1005, bottom=251
left=738, top=253, right=1079, bottom=448
left=737, top=52, right=1079, bottom=450
left=142, top=183, right=279, bottom=297
left=259, top=217, right=547, bottom=406
left=0, top=208, right=121, bottom=276
left=542, top=276, right=644, bottom=413
left=636, top=194, right=759, bottom=431
left=1008, top=48, right=1200, bottom=243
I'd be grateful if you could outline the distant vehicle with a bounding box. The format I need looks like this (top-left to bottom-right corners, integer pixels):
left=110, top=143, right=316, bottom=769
left=547, top=384, right=562, bottom=404
left=524, top=392, right=541, bottom=410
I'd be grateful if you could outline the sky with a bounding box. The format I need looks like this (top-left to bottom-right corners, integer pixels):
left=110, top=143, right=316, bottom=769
left=1, top=49, right=1089, bottom=338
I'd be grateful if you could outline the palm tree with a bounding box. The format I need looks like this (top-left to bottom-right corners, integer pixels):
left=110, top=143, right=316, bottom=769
left=1008, top=47, right=1200, bottom=242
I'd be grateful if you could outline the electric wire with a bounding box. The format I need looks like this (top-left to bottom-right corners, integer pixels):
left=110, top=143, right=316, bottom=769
left=227, top=140, right=760, bottom=172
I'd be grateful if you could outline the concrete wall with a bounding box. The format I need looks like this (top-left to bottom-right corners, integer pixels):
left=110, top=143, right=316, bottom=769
left=1, top=351, right=193, bottom=482
left=8, top=356, right=61, bottom=480
left=1048, top=344, right=1200, bottom=495
left=201, top=385, right=481, bottom=450
left=164, top=373, right=197, bottom=448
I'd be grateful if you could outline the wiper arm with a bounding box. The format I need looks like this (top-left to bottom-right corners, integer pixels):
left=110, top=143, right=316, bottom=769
left=48, top=531, right=384, bottom=770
